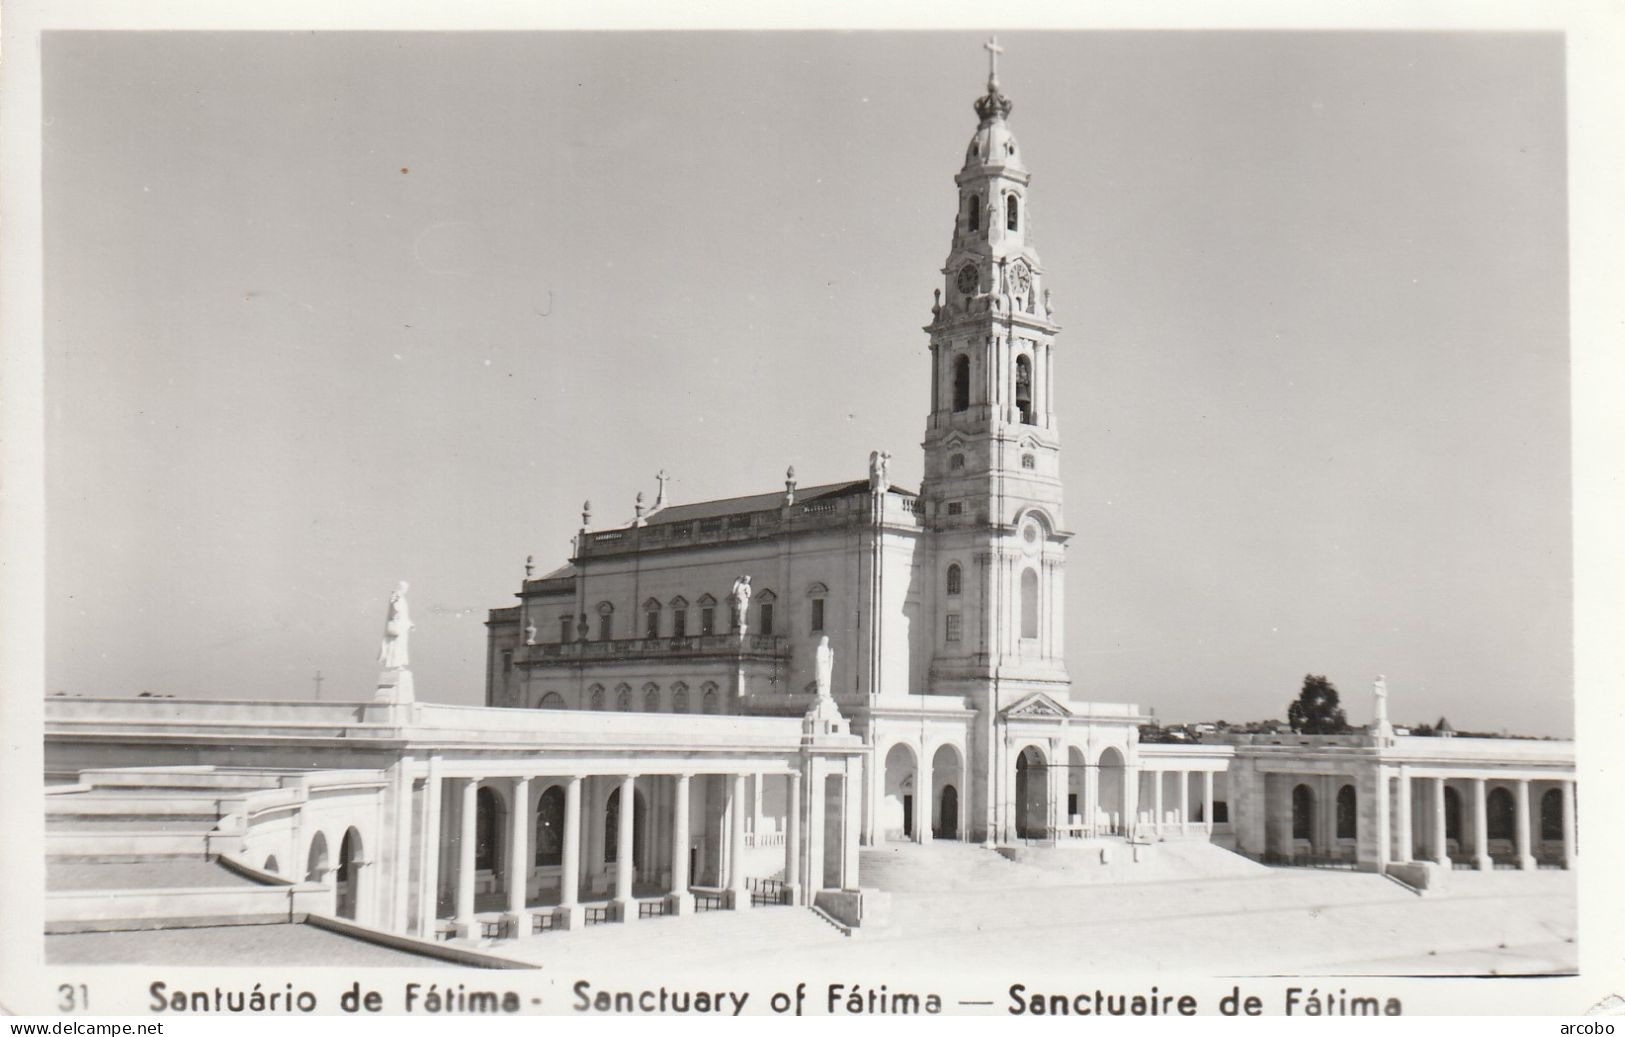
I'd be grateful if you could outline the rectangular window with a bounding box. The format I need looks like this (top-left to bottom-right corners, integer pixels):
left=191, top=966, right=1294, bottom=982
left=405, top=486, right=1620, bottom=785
left=947, top=501, right=964, bottom=516
left=502, top=649, right=513, bottom=672
left=945, top=613, right=961, bottom=642
left=730, top=603, right=742, bottom=630
left=560, top=615, right=572, bottom=643
left=810, top=598, right=825, bottom=633
left=701, top=607, right=715, bottom=635
left=599, top=614, right=612, bottom=641
left=672, top=609, right=687, bottom=637
left=645, top=610, right=660, bottom=639
left=759, top=603, right=774, bottom=637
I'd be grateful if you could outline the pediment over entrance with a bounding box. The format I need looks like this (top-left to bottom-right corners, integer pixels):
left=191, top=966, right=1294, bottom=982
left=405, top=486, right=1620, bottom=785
left=1002, top=692, right=1072, bottom=719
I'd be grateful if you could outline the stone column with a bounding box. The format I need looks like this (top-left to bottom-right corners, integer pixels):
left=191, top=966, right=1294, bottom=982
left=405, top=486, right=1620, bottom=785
left=614, top=774, right=637, bottom=919
left=1047, top=739, right=1062, bottom=838
left=1372, top=766, right=1390, bottom=870
left=1203, top=770, right=1215, bottom=835
left=389, top=755, right=414, bottom=934
left=807, top=763, right=827, bottom=891
left=1561, top=780, right=1576, bottom=869
left=729, top=773, right=751, bottom=909
left=505, top=776, right=530, bottom=936
left=669, top=774, right=692, bottom=914
left=1083, top=759, right=1098, bottom=835
left=1178, top=770, right=1190, bottom=837
left=844, top=757, right=862, bottom=889
left=418, top=757, right=443, bottom=938
left=785, top=771, right=802, bottom=903
left=1471, top=777, right=1491, bottom=871
left=1430, top=777, right=1448, bottom=865
left=915, top=750, right=933, bottom=844
left=1152, top=770, right=1164, bottom=838
left=1514, top=779, right=1535, bottom=871
left=455, top=778, right=478, bottom=936
left=557, top=775, right=583, bottom=929
left=1395, top=769, right=1412, bottom=863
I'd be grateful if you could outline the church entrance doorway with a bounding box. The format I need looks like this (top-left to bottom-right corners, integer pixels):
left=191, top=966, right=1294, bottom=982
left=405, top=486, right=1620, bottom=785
left=882, top=743, right=918, bottom=842
left=1015, top=746, right=1049, bottom=840
left=931, top=743, right=965, bottom=841
left=938, top=785, right=958, bottom=839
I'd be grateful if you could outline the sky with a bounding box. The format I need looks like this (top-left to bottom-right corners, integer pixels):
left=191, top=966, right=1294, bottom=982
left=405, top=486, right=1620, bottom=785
left=41, top=30, right=1571, bottom=735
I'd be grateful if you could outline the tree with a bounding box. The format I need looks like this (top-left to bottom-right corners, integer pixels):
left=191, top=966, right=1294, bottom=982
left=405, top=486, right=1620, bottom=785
left=1286, top=674, right=1349, bottom=734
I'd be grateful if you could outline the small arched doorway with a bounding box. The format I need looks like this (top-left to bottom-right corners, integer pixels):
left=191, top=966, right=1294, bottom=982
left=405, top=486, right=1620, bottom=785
left=336, top=827, right=363, bottom=920
left=1291, top=783, right=1315, bottom=851
left=883, top=743, right=918, bottom=841
left=930, top=743, right=964, bottom=840
left=1336, top=785, right=1356, bottom=841
left=1096, top=747, right=1126, bottom=834
left=1487, top=786, right=1515, bottom=842
left=1015, top=746, right=1048, bottom=840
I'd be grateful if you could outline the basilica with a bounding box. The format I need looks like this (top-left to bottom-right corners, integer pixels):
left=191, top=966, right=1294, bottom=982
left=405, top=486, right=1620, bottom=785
left=42, top=45, right=1575, bottom=954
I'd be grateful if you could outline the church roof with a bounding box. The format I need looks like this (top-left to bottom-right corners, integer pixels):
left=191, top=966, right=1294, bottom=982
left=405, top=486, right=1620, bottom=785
left=636, top=479, right=901, bottom=527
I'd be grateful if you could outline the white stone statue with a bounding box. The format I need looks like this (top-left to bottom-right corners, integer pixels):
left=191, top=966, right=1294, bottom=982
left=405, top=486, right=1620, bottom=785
left=378, top=582, right=413, bottom=670
left=868, top=450, right=892, bottom=493
left=815, top=634, right=834, bottom=699
left=730, top=575, right=752, bottom=632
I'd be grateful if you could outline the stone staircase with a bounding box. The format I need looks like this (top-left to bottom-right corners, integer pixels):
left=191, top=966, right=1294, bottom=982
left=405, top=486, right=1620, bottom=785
left=861, top=836, right=1269, bottom=893
left=44, top=768, right=298, bottom=932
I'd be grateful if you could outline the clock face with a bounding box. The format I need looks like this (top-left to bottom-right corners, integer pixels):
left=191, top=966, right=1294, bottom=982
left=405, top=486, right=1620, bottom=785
left=1009, top=261, right=1032, bottom=294
left=956, top=264, right=978, bottom=294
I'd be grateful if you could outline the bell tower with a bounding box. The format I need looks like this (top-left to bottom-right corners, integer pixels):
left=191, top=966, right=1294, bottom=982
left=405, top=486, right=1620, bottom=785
left=923, top=40, right=1069, bottom=699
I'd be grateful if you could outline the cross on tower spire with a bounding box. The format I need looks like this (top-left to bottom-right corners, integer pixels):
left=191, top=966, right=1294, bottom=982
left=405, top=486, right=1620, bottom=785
left=984, top=36, right=1004, bottom=91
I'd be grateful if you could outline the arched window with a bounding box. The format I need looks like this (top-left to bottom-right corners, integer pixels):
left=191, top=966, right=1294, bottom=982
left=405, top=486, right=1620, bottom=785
left=949, top=453, right=965, bottom=471
left=475, top=786, right=501, bottom=873
left=952, top=355, right=970, bottom=412
left=1006, top=194, right=1019, bottom=231
left=1021, top=453, right=1036, bottom=470
left=946, top=563, right=962, bottom=596
left=1015, top=354, right=1033, bottom=424
left=701, top=683, right=719, bottom=715
left=1487, top=787, right=1515, bottom=841
left=1292, top=784, right=1314, bottom=841
left=1336, top=785, right=1356, bottom=839
left=1540, top=788, right=1563, bottom=841
left=672, top=681, right=689, bottom=713
left=588, top=684, right=605, bottom=710
left=263, top=855, right=279, bottom=875
left=643, top=598, right=662, bottom=639
left=535, top=785, right=564, bottom=867
left=537, top=691, right=567, bottom=710
left=643, top=683, right=660, bottom=712
left=1020, top=567, right=1039, bottom=639
left=615, top=683, right=632, bottom=712
left=596, top=601, right=614, bottom=641
left=968, top=193, right=980, bottom=231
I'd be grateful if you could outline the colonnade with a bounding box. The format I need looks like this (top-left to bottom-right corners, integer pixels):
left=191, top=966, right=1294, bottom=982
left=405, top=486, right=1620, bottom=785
left=999, top=738, right=1226, bottom=843
left=1135, top=767, right=1218, bottom=838
left=1386, top=769, right=1576, bottom=872
left=413, top=764, right=828, bottom=940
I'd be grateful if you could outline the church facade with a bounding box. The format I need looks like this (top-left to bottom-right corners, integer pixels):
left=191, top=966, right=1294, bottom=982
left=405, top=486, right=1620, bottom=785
left=484, top=55, right=1150, bottom=852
